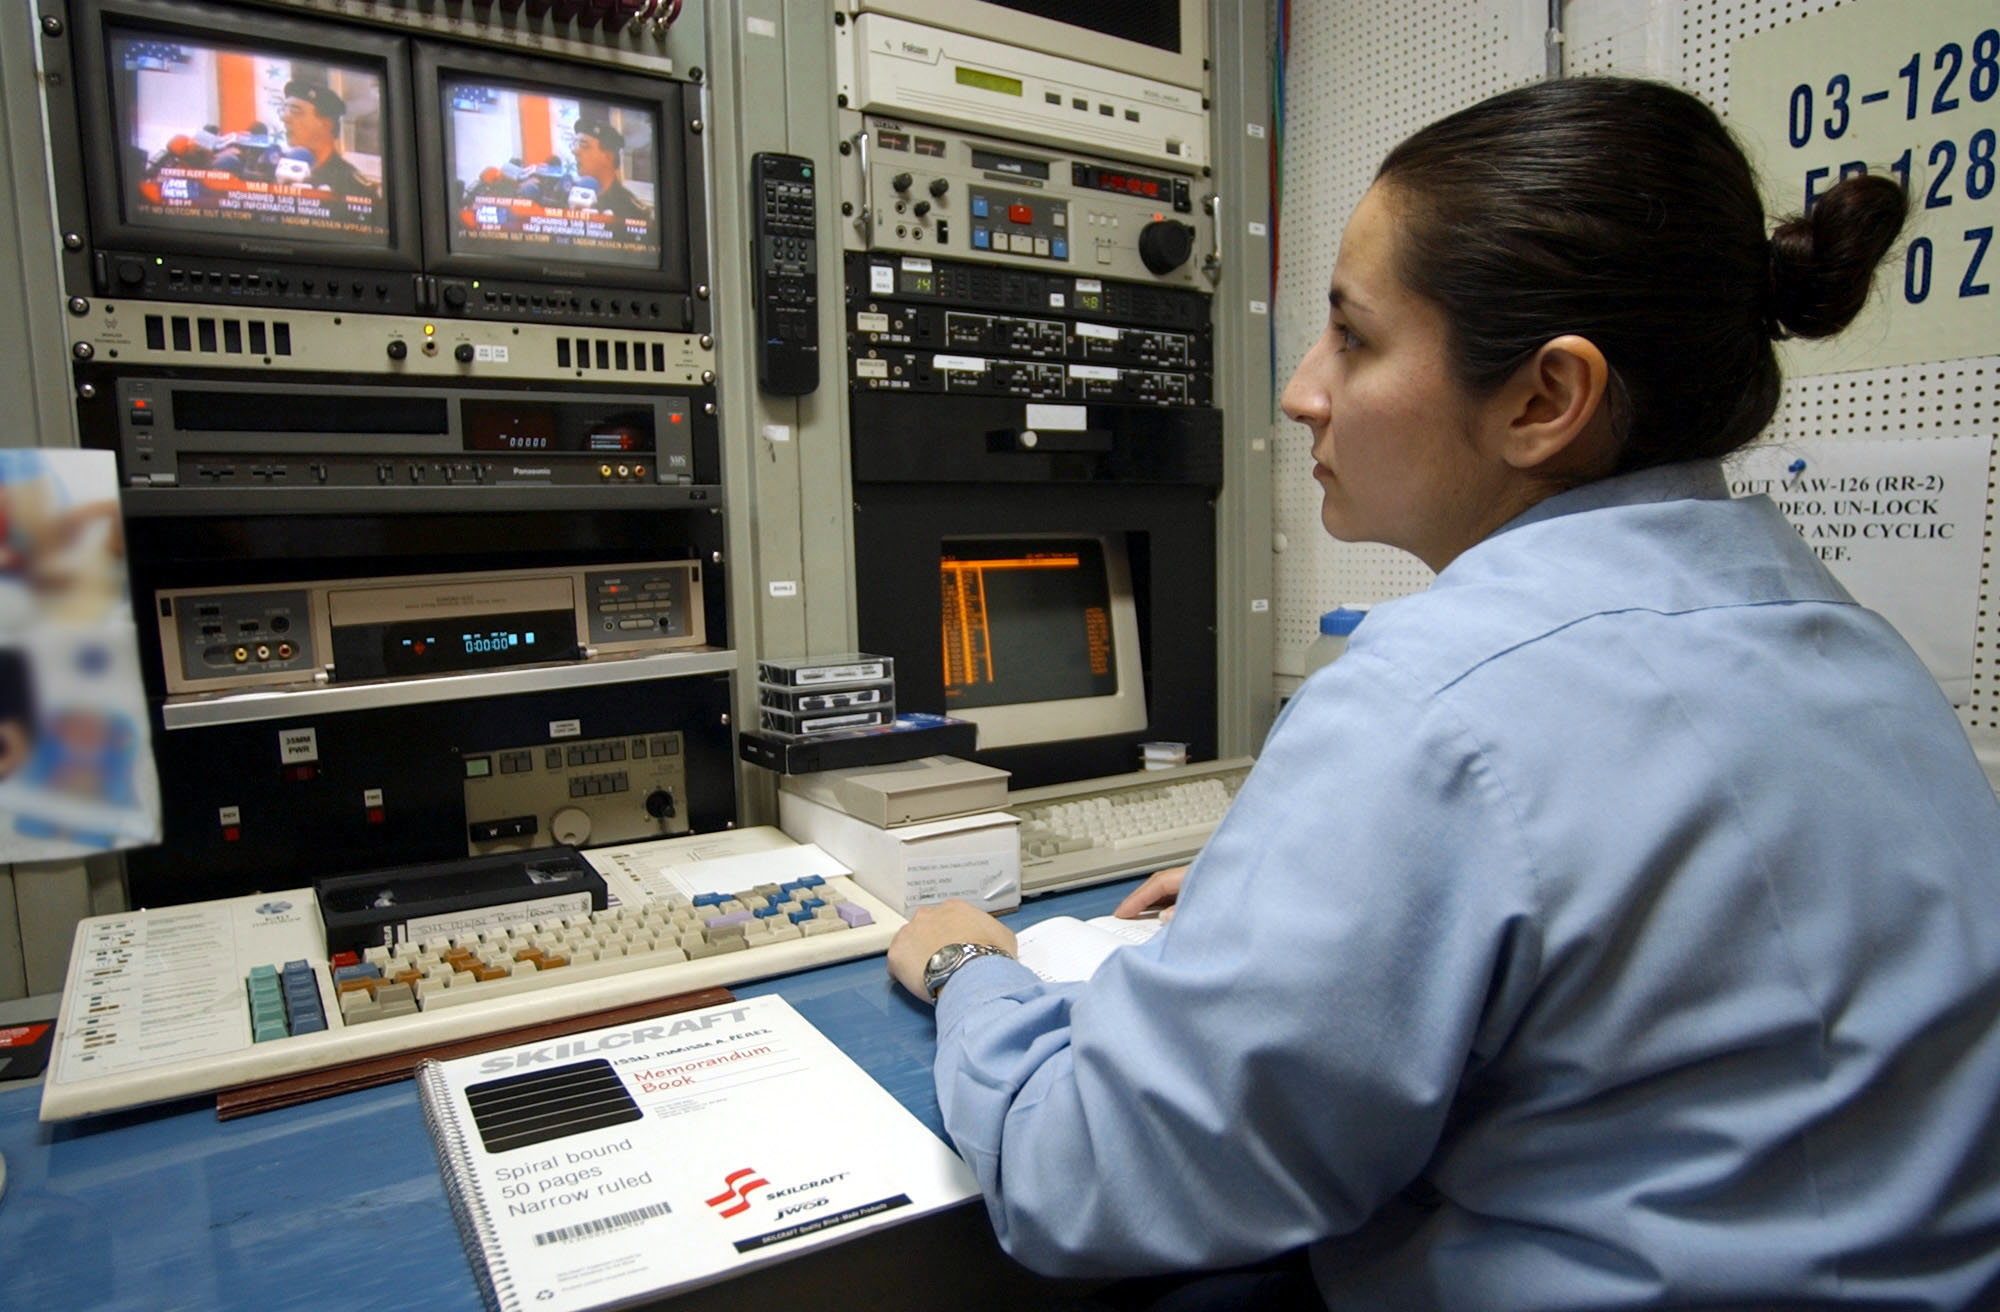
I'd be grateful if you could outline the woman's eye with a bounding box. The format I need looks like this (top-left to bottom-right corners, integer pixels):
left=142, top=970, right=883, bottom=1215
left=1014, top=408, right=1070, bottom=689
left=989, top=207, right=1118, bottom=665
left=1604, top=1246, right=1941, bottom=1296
left=1332, top=324, right=1360, bottom=352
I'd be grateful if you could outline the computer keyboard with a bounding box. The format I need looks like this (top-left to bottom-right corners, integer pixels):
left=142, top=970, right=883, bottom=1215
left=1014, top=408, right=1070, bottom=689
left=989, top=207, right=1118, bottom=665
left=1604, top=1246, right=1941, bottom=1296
left=40, top=829, right=901, bottom=1122
left=1009, top=756, right=1254, bottom=895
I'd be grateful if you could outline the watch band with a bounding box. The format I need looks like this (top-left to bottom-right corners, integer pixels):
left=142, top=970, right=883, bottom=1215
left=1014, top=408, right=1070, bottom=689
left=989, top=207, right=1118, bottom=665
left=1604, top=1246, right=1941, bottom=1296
left=923, top=941, right=1012, bottom=999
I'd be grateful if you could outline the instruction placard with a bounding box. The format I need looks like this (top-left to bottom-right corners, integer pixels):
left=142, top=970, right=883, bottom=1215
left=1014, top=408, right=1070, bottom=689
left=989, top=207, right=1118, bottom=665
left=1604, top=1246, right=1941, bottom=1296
left=1731, top=0, right=1999, bottom=372
left=1727, top=435, right=1991, bottom=703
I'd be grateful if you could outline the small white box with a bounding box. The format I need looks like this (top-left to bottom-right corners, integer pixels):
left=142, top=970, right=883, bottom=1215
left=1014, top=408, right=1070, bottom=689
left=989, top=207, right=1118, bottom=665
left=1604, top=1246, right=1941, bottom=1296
left=779, top=791, right=1020, bottom=915
left=778, top=755, right=1010, bottom=828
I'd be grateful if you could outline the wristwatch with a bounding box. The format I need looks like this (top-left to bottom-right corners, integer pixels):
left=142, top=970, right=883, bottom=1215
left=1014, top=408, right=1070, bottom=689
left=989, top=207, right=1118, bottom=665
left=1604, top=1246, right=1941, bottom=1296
left=922, top=941, right=1013, bottom=999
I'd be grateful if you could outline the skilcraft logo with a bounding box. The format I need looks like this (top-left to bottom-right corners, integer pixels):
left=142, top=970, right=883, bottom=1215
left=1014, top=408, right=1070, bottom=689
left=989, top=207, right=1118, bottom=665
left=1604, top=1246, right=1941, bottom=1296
left=706, top=1167, right=768, bottom=1218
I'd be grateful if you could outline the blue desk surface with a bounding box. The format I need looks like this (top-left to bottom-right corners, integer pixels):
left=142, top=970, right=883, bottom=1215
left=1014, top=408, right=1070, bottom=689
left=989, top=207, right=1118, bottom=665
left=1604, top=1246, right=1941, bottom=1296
left=0, top=879, right=1137, bottom=1311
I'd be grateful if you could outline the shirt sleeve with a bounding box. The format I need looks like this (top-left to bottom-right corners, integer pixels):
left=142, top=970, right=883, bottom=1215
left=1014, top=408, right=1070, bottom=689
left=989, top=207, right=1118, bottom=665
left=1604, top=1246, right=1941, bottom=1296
left=931, top=652, right=1548, bottom=1277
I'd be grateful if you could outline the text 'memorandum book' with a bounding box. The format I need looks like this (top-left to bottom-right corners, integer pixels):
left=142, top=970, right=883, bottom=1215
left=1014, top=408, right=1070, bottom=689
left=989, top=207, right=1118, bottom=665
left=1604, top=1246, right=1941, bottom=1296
left=415, top=993, right=979, bottom=1312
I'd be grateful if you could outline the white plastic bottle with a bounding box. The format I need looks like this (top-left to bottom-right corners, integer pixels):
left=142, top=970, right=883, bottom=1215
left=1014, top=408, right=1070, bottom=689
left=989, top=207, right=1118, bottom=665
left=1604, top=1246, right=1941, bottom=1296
left=1301, top=606, right=1366, bottom=678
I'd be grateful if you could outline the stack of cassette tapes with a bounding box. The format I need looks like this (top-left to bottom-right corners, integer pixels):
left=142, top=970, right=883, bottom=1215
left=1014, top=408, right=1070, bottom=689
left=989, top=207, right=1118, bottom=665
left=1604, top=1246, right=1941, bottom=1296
left=756, top=652, right=896, bottom=738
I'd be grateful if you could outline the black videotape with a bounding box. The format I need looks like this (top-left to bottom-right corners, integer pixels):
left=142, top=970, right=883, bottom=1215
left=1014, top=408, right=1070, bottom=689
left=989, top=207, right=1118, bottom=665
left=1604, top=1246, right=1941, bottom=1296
left=315, top=845, right=608, bottom=955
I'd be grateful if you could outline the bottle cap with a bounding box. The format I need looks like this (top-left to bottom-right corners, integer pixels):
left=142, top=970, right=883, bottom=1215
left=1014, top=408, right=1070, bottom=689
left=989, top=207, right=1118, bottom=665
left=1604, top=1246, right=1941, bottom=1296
left=1319, top=606, right=1366, bottom=637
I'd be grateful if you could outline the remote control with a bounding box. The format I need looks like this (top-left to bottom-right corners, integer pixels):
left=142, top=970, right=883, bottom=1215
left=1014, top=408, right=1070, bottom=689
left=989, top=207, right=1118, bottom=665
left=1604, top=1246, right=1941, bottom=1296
left=751, top=152, right=819, bottom=396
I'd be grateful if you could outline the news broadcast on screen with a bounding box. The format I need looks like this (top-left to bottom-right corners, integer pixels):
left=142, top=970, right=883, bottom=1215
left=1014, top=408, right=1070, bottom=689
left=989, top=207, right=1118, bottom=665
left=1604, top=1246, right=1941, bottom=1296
left=444, top=79, right=658, bottom=270
left=112, top=31, right=387, bottom=244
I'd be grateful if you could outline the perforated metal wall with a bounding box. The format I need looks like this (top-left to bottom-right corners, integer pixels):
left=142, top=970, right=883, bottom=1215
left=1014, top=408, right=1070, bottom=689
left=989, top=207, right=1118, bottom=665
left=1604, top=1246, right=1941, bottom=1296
left=1270, top=0, right=1997, bottom=735
left=1269, top=1, right=1541, bottom=678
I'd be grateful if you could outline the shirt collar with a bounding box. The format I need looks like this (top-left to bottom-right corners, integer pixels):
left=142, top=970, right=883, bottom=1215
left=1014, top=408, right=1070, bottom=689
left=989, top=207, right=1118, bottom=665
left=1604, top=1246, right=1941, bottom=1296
left=1498, top=459, right=1731, bottom=537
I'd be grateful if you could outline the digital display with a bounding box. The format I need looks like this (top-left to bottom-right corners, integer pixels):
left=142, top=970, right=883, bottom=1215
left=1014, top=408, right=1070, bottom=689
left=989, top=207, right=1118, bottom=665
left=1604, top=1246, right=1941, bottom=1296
left=899, top=269, right=936, bottom=295
left=459, top=399, right=658, bottom=454
left=372, top=609, right=576, bottom=678
left=444, top=77, right=659, bottom=271
left=955, top=67, right=1024, bottom=97
left=1086, top=168, right=1165, bottom=200
left=940, top=540, right=1119, bottom=709
left=109, top=31, right=390, bottom=245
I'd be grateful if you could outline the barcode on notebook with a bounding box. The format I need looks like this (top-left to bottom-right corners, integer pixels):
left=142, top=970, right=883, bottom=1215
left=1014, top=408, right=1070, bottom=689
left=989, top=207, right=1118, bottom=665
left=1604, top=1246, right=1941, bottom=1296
left=534, top=1201, right=672, bottom=1246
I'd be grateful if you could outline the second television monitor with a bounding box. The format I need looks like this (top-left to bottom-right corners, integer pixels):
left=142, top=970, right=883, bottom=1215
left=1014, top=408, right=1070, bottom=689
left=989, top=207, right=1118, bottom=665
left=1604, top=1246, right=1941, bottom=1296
left=415, top=45, right=695, bottom=296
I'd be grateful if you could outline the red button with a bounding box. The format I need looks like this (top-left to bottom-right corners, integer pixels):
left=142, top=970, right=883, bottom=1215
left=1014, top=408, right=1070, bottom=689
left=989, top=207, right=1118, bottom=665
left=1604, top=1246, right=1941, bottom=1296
left=222, top=825, right=240, bottom=843
left=1008, top=203, right=1033, bottom=224
left=368, top=807, right=385, bottom=824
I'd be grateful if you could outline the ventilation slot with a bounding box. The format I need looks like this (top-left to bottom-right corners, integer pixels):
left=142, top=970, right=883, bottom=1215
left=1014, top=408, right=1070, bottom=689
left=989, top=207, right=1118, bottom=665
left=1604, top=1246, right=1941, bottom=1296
left=142, top=313, right=291, bottom=357
left=556, top=336, right=669, bottom=375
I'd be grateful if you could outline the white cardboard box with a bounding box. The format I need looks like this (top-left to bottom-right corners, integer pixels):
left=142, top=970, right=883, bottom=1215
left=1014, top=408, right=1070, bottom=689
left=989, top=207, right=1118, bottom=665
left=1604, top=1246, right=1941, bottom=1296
left=778, top=791, right=1021, bottom=915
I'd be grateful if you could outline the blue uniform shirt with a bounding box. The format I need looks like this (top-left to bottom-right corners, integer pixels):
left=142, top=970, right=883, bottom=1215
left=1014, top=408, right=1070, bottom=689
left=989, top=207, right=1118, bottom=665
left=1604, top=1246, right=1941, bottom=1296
left=933, top=461, right=2000, bottom=1310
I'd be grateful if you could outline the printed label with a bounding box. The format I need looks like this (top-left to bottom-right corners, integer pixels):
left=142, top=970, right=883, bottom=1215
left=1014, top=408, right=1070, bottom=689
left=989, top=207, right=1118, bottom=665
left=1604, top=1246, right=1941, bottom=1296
left=279, top=728, right=318, bottom=764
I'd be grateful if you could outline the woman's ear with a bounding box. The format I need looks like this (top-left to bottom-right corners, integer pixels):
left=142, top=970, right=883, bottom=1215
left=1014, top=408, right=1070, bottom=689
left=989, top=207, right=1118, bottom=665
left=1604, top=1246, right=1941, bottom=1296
left=1491, top=334, right=1616, bottom=475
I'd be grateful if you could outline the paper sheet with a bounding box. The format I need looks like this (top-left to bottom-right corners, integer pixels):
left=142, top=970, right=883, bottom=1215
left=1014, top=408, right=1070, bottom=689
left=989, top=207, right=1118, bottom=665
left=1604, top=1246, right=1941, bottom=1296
left=1727, top=435, right=1991, bottom=704
left=1014, top=914, right=1162, bottom=983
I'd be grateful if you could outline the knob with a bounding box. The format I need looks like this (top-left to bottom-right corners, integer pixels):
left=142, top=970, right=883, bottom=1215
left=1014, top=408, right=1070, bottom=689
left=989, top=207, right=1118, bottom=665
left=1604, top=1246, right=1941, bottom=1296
left=454, top=343, right=476, bottom=363
left=550, top=806, right=592, bottom=845
left=115, top=258, right=145, bottom=287
left=891, top=172, right=912, bottom=193
left=928, top=177, right=948, bottom=197
left=442, top=284, right=468, bottom=309
left=912, top=200, right=931, bottom=218
left=1137, top=219, right=1197, bottom=275
left=386, top=340, right=407, bottom=360
left=644, top=789, right=677, bottom=820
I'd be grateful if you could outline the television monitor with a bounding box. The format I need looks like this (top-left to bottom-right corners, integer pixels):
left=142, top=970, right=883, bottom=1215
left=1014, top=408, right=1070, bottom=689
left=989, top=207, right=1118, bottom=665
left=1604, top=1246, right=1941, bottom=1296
left=852, top=0, right=1207, bottom=91
left=69, top=0, right=418, bottom=269
left=938, top=536, right=1147, bottom=749
left=415, top=45, right=694, bottom=294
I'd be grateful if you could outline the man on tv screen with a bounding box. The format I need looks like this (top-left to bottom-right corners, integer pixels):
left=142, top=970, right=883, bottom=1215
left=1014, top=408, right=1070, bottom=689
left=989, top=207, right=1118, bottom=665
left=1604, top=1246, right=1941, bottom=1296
left=280, top=78, right=377, bottom=198
left=570, top=115, right=650, bottom=223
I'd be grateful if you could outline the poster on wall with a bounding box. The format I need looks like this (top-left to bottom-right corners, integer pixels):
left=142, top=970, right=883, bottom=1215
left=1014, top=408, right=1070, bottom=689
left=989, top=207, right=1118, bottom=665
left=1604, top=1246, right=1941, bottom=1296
left=1731, top=0, right=1999, bottom=373
left=1727, top=434, right=1991, bottom=706
left=0, top=449, right=161, bottom=861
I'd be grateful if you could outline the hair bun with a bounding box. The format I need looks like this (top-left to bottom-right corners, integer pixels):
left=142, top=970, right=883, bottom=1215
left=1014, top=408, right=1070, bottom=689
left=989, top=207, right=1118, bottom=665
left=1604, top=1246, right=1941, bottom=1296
left=1767, top=173, right=1909, bottom=340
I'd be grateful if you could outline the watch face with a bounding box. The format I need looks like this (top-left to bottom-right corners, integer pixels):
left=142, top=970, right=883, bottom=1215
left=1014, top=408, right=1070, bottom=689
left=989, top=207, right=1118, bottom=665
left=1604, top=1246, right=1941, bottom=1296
left=923, top=944, right=963, bottom=986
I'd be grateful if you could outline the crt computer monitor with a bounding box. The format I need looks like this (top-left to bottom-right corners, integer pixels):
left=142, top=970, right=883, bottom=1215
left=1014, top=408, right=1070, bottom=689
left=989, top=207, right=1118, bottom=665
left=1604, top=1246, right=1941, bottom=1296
left=414, top=45, right=692, bottom=293
left=70, top=0, right=418, bottom=268
left=938, top=536, right=1148, bottom=750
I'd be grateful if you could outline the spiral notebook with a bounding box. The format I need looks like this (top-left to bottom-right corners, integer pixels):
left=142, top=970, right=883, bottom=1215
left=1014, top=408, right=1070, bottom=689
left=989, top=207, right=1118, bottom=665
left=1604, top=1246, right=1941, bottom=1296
left=416, top=993, right=980, bottom=1312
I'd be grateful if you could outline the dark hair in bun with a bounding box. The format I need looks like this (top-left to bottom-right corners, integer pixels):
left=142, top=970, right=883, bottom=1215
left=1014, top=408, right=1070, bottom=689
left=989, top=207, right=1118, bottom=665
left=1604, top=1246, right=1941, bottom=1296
left=1767, top=173, right=1909, bottom=340
left=1375, top=76, right=1908, bottom=473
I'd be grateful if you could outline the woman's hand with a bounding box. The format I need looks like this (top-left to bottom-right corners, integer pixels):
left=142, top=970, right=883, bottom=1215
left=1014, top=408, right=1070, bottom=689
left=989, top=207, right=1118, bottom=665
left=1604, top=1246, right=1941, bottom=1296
left=1114, top=864, right=1188, bottom=923
left=887, top=900, right=1018, bottom=1002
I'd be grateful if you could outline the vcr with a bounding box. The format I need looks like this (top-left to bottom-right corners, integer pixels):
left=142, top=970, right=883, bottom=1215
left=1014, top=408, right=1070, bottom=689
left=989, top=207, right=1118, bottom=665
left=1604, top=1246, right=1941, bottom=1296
left=83, top=374, right=719, bottom=515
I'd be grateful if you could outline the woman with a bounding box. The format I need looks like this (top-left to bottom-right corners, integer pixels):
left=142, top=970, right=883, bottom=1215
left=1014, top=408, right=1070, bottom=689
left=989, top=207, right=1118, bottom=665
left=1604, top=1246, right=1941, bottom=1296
left=888, top=77, right=2000, bottom=1310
